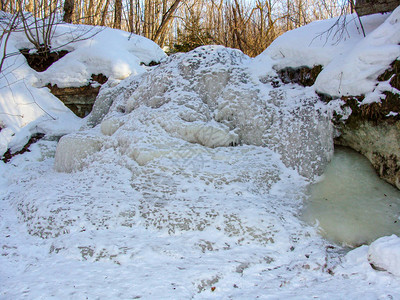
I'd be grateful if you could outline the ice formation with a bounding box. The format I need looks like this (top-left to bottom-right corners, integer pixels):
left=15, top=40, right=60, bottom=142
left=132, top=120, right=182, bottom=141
left=55, top=46, right=334, bottom=179
left=54, top=131, right=104, bottom=173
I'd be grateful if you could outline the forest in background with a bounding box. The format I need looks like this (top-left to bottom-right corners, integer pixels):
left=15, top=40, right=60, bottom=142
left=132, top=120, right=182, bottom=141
left=0, top=0, right=351, bottom=56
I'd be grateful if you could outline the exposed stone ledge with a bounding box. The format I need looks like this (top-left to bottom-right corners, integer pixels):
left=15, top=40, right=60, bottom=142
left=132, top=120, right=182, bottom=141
left=355, top=0, right=399, bottom=17
left=47, top=74, right=108, bottom=118
left=333, top=60, right=400, bottom=189
left=335, top=120, right=400, bottom=189
left=277, top=65, right=323, bottom=87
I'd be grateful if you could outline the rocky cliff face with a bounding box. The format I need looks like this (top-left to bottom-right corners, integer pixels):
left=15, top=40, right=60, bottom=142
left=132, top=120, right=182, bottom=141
left=355, top=0, right=399, bottom=16
left=334, top=60, right=400, bottom=189
left=47, top=74, right=108, bottom=118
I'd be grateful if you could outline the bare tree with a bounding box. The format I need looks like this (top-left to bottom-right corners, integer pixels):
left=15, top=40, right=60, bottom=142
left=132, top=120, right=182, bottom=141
left=153, top=0, right=181, bottom=43
left=114, top=0, right=122, bottom=28
left=63, top=0, right=74, bottom=23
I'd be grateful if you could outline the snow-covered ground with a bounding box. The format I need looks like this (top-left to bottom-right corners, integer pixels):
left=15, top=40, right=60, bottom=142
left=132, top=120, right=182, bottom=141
left=1, top=7, right=400, bottom=299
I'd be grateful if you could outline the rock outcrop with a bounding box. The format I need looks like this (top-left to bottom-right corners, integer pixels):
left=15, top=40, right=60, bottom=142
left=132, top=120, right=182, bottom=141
left=47, top=74, right=108, bottom=118
left=355, top=0, right=399, bottom=17
left=334, top=60, right=400, bottom=189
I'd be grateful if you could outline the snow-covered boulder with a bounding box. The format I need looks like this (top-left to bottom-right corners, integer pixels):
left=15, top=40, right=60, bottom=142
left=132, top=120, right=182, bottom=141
left=368, top=235, right=400, bottom=276
left=55, top=46, right=334, bottom=178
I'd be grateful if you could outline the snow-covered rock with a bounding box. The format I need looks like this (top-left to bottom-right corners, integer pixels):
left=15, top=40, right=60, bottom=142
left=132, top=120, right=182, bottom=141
left=254, top=8, right=400, bottom=98
left=315, top=6, right=400, bottom=97
left=55, top=46, right=334, bottom=179
left=254, top=12, right=388, bottom=71
left=368, top=235, right=400, bottom=276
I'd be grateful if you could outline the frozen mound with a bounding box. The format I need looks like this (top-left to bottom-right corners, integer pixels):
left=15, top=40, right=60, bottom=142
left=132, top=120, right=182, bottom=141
left=368, top=235, right=400, bottom=277
left=55, top=46, right=334, bottom=179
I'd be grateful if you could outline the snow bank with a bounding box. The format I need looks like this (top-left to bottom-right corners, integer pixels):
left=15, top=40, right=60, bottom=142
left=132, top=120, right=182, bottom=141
left=255, top=13, right=388, bottom=70
left=254, top=8, right=400, bottom=98
left=36, top=25, right=167, bottom=88
left=0, top=49, right=82, bottom=155
left=0, top=18, right=166, bottom=157
left=316, top=6, right=400, bottom=97
left=56, top=46, right=334, bottom=178
left=368, top=235, right=400, bottom=277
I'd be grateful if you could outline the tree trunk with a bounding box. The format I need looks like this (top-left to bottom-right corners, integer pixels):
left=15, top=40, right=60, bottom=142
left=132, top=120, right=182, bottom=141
left=101, top=0, right=110, bottom=26
left=128, top=0, right=134, bottom=32
left=114, top=0, right=122, bottom=29
left=153, top=0, right=182, bottom=43
left=63, top=0, right=74, bottom=23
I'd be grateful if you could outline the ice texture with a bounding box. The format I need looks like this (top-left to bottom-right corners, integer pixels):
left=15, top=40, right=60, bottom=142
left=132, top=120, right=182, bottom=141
left=55, top=46, right=334, bottom=178
left=54, top=131, right=104, bottom=173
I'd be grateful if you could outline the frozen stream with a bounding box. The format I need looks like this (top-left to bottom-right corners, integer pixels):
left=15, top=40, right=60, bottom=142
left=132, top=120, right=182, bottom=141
left=302, top=147, right=400, bottom=248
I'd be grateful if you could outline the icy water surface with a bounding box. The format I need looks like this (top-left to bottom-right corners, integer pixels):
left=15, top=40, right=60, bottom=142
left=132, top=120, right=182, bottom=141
left=302, top=147, right=400, bottom=247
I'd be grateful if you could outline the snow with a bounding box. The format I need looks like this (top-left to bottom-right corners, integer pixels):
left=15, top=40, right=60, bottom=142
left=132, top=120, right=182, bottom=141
left=0, top=19, right=167, bottom=157
left=3, top=133, right=400, bottom=299
left=254, top=13, right=388, bottom=70
left=315, top=7, right=400, bottom=97
left=254, top=7, right=400, bottom=98
left=368, top=235, right=400, bottom=277
left=386, top=111, right=399, bottom=117
left=36, top=25, right=167, bottom=88
left=1, top=9, right=400, bottom=300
